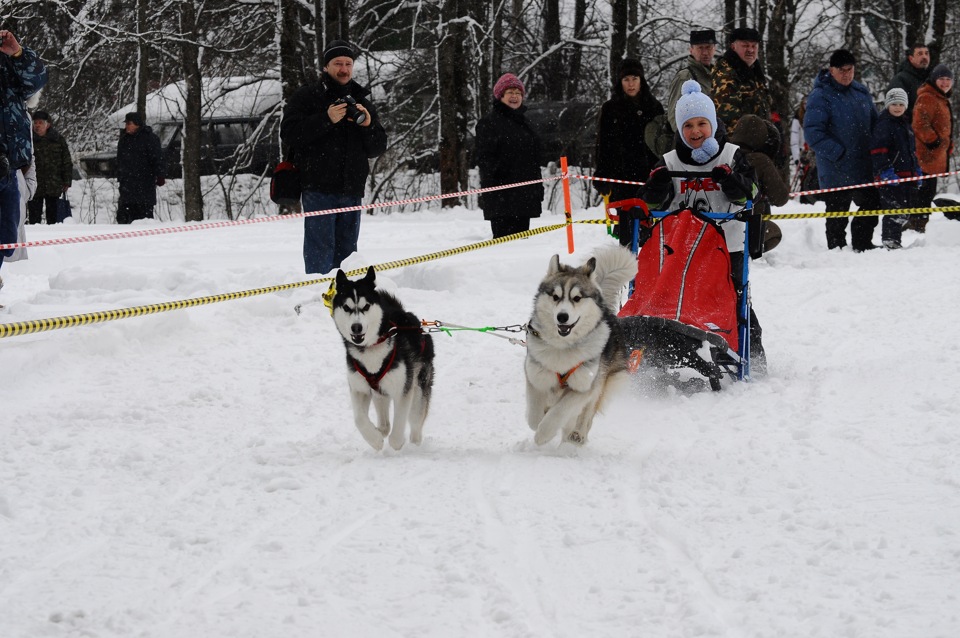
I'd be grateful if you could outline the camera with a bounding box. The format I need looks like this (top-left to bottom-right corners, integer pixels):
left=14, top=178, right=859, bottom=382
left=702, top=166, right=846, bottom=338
left=336, top=95, right=366, bottom=125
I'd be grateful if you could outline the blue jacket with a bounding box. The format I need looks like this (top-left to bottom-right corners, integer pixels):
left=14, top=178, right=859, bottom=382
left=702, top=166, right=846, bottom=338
left=870, top=110, right=920, bottom=179
left=803, top=69, right=877, bottom=188
left=1, top=46, right=48, bottom=170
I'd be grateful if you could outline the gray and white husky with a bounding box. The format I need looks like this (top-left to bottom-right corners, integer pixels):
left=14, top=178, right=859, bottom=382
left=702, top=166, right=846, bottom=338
left=525, top=246, right=637, bottom=445
left=331, top=267, right=435, bottom=451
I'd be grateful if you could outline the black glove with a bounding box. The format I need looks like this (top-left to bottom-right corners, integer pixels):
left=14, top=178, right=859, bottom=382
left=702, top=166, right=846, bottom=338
left=925, top=138, right=942, bottom=150
left=641, top=166, right=672, bottom=205
left=711, top=163, right=733, bottom=184
left=0, top=154, right=8, bottom=181
left=711, top=163, right=750, bottom=199
left=645, top=166, right=671, bottom=187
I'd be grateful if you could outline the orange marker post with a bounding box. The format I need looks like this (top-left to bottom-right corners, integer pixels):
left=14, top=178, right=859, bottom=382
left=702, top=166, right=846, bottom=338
left=560, top=156, right=574, bottom=253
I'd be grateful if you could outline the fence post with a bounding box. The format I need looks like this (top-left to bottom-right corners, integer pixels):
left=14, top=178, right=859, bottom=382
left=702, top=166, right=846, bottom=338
left=561, top=156, right=574, bottom=253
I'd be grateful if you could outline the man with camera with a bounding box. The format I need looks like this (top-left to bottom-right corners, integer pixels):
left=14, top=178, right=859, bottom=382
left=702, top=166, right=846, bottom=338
left=280, top=39, right=387, bottom=274
left=0, top=28, right=48, bottom=294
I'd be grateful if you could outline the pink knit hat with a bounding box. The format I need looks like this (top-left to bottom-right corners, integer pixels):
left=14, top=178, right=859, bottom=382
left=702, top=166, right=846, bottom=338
left=493, top=73, right=525, bottom=99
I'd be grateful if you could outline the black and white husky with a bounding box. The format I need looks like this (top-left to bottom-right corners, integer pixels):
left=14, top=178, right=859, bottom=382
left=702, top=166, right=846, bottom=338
left=331, top=267, right=435, bottom=451
left=525, top=246, right=637, bottom=445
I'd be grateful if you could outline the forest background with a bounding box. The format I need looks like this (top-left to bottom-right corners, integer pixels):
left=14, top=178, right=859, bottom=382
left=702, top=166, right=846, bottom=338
left=3, top=0, right=958, bottom=222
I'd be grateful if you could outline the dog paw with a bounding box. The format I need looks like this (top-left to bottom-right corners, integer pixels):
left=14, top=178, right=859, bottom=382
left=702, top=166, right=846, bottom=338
left=409, top=431, right=422, bottom=445
left=565, top=431, right=585, bottom=445
left=377, top=423, right=390, bottom=436
left=388, top=434, right=405, bottom=451
left=357, top=427, right=384, bottom=451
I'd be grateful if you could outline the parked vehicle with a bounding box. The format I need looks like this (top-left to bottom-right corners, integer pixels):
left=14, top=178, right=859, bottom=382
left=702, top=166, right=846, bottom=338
left=79, top=77, right=281, bottom=179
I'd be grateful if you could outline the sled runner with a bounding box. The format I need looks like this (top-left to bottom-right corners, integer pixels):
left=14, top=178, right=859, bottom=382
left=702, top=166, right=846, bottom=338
left=606, top=197, right=754, bottom=391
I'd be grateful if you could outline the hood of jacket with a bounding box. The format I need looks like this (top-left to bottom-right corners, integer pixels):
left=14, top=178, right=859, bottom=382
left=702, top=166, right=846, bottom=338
left=813, top=68, right=872, bottom=99
left=727, top=114, right=770, bottom=151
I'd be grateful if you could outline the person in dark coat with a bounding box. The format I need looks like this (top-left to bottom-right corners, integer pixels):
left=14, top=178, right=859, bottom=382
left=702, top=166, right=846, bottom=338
left=116, top=112, right=164, bottom=224
left=475, top=73, right=544, bottom=239
left=871, top=88, right=922, bottom=249
left=280, top=40, right=388, bottom=274
left=886, top=43, right=930, bottom=119
left=28, top=110, right=72, bottom=225
left=593, top=58, right=665, bottom=245
left=803, top=49, right=880, bottom=251
left=1, top=29, right=47, bottom=292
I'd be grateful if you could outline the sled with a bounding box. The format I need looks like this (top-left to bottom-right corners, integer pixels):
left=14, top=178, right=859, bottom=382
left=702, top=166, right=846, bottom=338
left=607, top=197, right=754, bottom=391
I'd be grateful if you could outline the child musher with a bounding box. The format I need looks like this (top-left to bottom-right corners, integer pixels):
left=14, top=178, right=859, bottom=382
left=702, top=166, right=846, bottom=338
left=870, top=87, right=922, bottom=249
left=640, top=80, right=765, bottom=369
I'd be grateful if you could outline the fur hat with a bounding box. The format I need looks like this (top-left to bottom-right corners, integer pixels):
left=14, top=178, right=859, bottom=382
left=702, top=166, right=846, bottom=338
left=930, top=63, right=954, bottom=81
left=323, top=40, right=356, bottom=66
left=829, top=49, right=856, bottom=68
left=729, top=27, right=761, bottom=43
left=618, top=58, right=644, bottom=79
left=690, top=29, right=717, bottom=45
left=675, top=80, right=719, bottom=162
left=124, top=112, right=144, bottom=127
left=884, top=88, right=909, bottom=108
left=32, top=110, right=51, bottom=122
left=493, top=73, right=525, bottom=99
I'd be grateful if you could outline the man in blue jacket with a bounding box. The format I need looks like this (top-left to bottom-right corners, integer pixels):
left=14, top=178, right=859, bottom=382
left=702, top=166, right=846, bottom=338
left=280, top=40, right=388, bottom=274
left=0, top=29, right=48, bottom=292
left=804, top=49, right=880, bottom=251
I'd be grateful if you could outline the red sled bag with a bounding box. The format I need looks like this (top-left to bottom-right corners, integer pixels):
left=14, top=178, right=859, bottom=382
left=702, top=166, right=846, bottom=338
left=619, top=208, right=739, bottom=351
left=270, top=161, right=301, bottom=206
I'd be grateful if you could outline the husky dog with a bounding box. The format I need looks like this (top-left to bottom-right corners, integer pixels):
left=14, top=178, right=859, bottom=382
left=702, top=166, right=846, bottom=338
left=331, top=267, right=435, bottom=451
left=525, top=246, right=637, bottom=445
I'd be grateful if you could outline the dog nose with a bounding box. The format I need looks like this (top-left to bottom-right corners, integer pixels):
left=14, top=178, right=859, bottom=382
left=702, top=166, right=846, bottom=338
left=557, top=312, right=569, bottom=324
left=351, top=323, right=363, bottom=334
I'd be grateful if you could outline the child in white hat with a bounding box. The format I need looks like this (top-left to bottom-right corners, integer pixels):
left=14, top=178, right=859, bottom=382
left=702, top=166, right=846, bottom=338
left=869, top=87, right=921, bottom=249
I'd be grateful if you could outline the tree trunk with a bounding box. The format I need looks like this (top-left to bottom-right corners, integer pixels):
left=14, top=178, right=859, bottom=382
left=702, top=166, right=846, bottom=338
left=179, top=1, right=203, bottom=222
left=438, top=0, right=463, bottom=206
left=930, top=0, right=947, bottom=65
left=541, top=0, right=563, bottom=100
left=626, top=0, right=638, bottom=57
left=135, top=0, right=149, bottom=116
left=565, top=0, right=586, bottom=100
left=610, top=0, right=627, bottom=81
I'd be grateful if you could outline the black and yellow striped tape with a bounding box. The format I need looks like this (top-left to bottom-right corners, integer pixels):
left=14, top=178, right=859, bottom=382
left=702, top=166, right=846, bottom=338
left=0, top=223, right=569, bottom=340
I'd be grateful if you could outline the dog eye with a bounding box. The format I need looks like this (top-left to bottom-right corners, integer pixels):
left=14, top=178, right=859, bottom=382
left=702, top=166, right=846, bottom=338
left=552, top=294, right=561, bottom=302
left=571, top=295, right=581, bottom=303
left=359, top=304, right=370, bottom=312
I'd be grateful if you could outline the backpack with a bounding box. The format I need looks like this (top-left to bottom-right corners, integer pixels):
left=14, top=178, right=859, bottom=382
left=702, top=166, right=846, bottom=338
left=269, top=161, right=301, bottom=206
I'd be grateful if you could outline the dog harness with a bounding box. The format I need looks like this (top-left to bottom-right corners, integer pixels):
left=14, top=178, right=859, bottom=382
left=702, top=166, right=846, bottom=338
left=351, top=342, right=399, bottom=393
left=556, top=362, right=584, bottom=388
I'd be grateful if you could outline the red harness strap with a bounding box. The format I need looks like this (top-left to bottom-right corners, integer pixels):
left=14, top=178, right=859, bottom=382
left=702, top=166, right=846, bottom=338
left=556, top=362, right=584, bottom=388
left=352, top=342, right=399, bottom=393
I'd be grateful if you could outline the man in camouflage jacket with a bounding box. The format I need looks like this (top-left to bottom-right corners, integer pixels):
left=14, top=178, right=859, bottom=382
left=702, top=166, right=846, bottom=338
left=0, top=29, right=48, bottom=280
left=711, top=27, right=772, bottom=133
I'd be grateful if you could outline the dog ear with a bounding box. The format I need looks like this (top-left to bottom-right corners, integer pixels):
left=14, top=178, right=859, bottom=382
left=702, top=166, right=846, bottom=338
left=364, top=266, right=376, bottom=284
left=335, top=269, right=348, bottom=287
left=547, top=254, right=560, bottom=275
left=584, top=257, right=597, bottom=277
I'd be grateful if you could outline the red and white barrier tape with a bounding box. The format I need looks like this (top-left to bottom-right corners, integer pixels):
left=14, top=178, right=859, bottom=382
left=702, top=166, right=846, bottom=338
left=789, top=169, right=960, bottom=198
left=0, top=175, right=563, bottom=251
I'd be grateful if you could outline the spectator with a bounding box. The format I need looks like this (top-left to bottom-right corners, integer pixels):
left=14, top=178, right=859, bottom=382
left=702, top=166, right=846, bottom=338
left=116, top=112, right=164, bottom=224
left=28, top=110, right=72, bottom=225
left=594, top=58, right=665, bottom=245
left=666, top=29, right=718, bottom=132
left=0, top=29, right=48, bottom=294
left=790, top=96, right=808, bottom=167
left=711, top=27, right=772, bottom=133
left=476, top=73, right=544, bottom=239
left=912, top=63, right=954, bottom=233
left=887, top=43, right=931, bottom=118
left=728, top=114, right=790, bottom=256
left=803, top=49, right=880, bottom=252
left=280, top=40, right=387, bottom=274
left=870, top=88, right=921, bottom=250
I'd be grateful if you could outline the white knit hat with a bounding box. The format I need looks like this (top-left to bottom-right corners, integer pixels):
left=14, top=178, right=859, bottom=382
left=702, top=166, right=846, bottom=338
left=675, top=80, right=719, bottom=162
left=884, top=88, right=908, bottom=109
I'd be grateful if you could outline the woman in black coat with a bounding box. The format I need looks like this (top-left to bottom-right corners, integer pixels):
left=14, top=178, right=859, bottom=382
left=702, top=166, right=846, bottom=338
left=594, top=58, right=665, bottom=245
left=476, top=73, right=544, bottom=239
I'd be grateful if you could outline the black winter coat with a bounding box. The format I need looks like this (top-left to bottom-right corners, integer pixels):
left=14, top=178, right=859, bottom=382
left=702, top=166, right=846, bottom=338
left=476, top=100, right=544, bottom=220
left=33, top=129, right=73, bottom=198
left=593, top=86, right=664, bottom=201
left=116, top=125, right=163, bottom=207
left=280, top=73, right=387, bottom=197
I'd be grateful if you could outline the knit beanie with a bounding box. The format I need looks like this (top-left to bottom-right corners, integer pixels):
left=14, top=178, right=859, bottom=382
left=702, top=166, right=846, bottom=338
left=675, top=80, right=719, bottom=162
left=930, top=63, right=954, bottom=81
left=323, top=40, right=356, bottom=65
left=493, top=73, right=525, bottom=100
left=829, top=49, right=856, bottom=68
left=884, top=88, right=908, bottom=109
left=124, top=112, right=144, bottom=127
left=32, top=110, right=51, bottom=122
left=618, top=58, right=644, bottom=80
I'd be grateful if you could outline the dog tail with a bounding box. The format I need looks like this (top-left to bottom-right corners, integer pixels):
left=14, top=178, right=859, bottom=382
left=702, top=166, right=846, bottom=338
left=593, top=245, right=638, bottom=312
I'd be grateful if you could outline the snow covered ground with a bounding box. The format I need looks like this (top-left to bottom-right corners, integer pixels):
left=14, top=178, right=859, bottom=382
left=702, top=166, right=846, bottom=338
left=3, top=197, right=960, bottom=637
